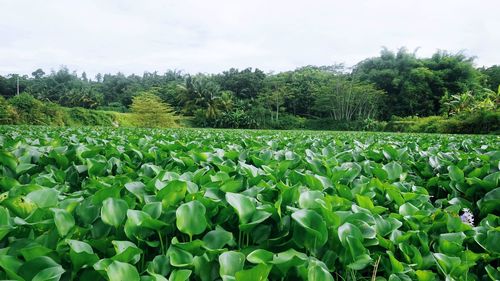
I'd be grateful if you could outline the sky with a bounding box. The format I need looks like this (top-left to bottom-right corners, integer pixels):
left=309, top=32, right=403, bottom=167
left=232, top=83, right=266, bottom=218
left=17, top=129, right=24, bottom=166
left=0, top=0, right=499, bottom=77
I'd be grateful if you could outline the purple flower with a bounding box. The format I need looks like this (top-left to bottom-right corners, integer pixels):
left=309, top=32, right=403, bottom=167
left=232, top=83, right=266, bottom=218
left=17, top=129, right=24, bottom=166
left=460, top=208, right=474, bottom=226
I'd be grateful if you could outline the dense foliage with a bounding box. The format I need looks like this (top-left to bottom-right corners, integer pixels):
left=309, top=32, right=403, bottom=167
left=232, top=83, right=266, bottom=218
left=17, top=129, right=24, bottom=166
left=1, top=48, right=498, bottom=130
left=0, top=94, right=117, bottom=127
left=0, top=126, right=499, bottom=280
left=130, top=91, right=178, bottom=128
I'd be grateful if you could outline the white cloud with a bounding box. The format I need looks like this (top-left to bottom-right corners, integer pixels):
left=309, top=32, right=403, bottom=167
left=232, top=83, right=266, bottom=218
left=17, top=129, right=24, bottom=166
left=0, top=0, right=498, bottom=77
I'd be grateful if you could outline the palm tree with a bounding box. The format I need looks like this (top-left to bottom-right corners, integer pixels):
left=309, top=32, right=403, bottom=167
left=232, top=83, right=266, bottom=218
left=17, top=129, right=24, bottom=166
left=179, top=75, right=223, bottom=119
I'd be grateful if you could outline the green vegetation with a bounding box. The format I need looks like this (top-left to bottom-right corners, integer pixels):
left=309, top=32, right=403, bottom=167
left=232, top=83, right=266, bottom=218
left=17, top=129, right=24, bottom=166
left=0, top=126, right=499, bottom=280
left=130, top=91, right=178, bottom=128
left=0, top=93, right=118, bottom=127
left=1, top=48, right=498, bottom=133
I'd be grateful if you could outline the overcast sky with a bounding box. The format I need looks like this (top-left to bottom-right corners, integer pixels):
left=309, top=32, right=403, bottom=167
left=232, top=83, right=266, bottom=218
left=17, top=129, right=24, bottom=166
left=1, top=0, right=499, bottom=77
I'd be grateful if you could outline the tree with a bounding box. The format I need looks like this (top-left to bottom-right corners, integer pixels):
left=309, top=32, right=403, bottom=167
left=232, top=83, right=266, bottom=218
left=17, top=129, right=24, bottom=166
left=214, top=68, right=265, bottom=99
left=32, top=69, right=45, bottom=79
left=179, top=75, right=223, bottom=118
left=280, top=66, right=335, bottom=117
left=353, top=48, right=483, bottom=118
left=313, top=75, right=385, bottom=121
left=130, top=91, right=178, bottom=128
left=258, top=76, right=290, bottom=123
left=480, top=65, right=500, bottom=92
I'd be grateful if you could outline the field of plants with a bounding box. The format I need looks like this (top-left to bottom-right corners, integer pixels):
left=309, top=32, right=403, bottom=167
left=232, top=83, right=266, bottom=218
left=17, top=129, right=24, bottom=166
left=0, top=126, right=499, bottom=281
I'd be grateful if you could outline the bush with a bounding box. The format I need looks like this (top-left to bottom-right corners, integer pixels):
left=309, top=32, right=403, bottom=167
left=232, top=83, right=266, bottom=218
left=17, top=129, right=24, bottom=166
left=408, top=116, right=444, bottom=133
left=304, top=118, right=365, bottom=131
left=96, top=102, right=128, bottom=113
left=3, top=94, right=126, bottom=127
left=385, top=111, right=500, bottom=134
left=449, top=110, right=500, bottom=134
left=0, top=96, right=18, bottom=124
left=66, top=107, right=116, bottom=126
left=214, top=109, right=259, bottom=129
left=42, top=102, right=67, bottom=126
left=269, top=114, right=306, bottom=130
left=9, top=93, right=48, bottom=124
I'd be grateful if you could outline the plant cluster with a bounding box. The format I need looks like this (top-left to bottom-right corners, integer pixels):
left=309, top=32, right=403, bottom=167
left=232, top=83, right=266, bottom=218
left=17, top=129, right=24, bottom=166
left=0, top=127, right=499, bottom=280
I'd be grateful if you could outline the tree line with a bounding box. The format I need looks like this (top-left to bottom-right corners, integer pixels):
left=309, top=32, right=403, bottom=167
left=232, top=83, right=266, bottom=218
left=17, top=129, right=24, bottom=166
left=1, top=47, right=499, bottom=129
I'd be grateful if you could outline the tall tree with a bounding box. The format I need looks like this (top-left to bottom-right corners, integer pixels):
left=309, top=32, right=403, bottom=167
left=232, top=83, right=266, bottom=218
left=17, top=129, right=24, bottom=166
left=130, top=91, right=177, bottom=127
left=214, top=68, right=265, bottom=100
left=480, top=65, right=500, bottom=92
left=353, top=48, right=483, bottom=118
left=313, top=75, right=385, bottom=121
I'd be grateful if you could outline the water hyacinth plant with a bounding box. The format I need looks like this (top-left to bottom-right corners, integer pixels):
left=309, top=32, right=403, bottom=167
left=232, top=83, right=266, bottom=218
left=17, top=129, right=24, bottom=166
left=0, top=126, right=499, bottom=280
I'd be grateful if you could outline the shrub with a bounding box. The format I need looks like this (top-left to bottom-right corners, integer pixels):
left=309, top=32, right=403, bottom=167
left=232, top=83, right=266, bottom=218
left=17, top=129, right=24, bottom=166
left=42, top=102, right=67, bottom=126
left=269, top=114, right=306, bottom=130
left=130, top=92, right=178, bottom=128
left=214, top=109, right=259, bottom=129
left=451, top=110, right=500, bottom=134
left=9, top=93, right=49, bottom=124
left=304, top=118, right=366, bottom=131
left=385, top=111, right=500, bottom=134
left=96, top=102, right=128, bottom=113
left=0, top=96, right=18, bottom=124
left=408, top=116, right=444, bottom=133
left=66, top=107, right=116, bottom=126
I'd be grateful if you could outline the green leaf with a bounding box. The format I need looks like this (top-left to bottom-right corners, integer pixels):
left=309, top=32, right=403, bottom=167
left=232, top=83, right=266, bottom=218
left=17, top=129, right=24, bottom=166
left=235, top=264, right=272, bottom=281
left=112, top=240, right=142, bottom=264
left=433, top=253, right=461, bottom=276
left=18, top=256, right=64, bottom=281
left=168, top=269, right=192, bottom=281
left=176, top=200, right=207, bottom=237
left=226, top=192, right=255, bottom=224
left=167, top=246, right=193, bottom=267
left=0, top=151, right=17, bottom=171
left=76, top=197, right=100, bottom=225
left=202, top=226, right=234, bottom=250
left=247, top=249, right=273, bottom=264
left=124, top=210, right=166, bottom=240
left=448, top=165, right=465, bottom=183
left=26, top=189, right=59, bottom=208
left=2, top=196, right=37, bottom=218
left=0, top=206, right=12, bottom=240
left=220, top=179, right=244, bottom=193
left=125, top=181, right=147, bottom=202
left=415, top=270, right=437, bottom=281
left=101, top=197, right=128, bottom=228
left=387, top=250, right=405, bottom=274
left=291, top=209, right=328, bottom=251
left=485, top=265, right=500, bottom=281
left=106, top=261, right=140, bottom=281
left=219, top=251, right=245, bottom=280
left=308, top=259, right=334, bottom=281
left=16, top=163, right=36, bottom=175
left=143, top=202, right=162, bottom=219
left=147, top=255, right=171, bottom=277
left=383, top=161, right=403, bottom=181
left=32, top=266, right=65, bottom=281
left=399, top=203, right=419, bottom=216
left=157, top=180, right=187, bottom=207
left=299, top=190, right=324, bottom=209
left=0, top=255, right=23, bottom=280
left=148, top=273, right=168, bottom=281
left=51, top=208, right=75, bottom=237
left=67, top=239, right=99, bottom=270
left=270, top=249, right=308, bottom=275
left=478, top=187, right=500, bottom=214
